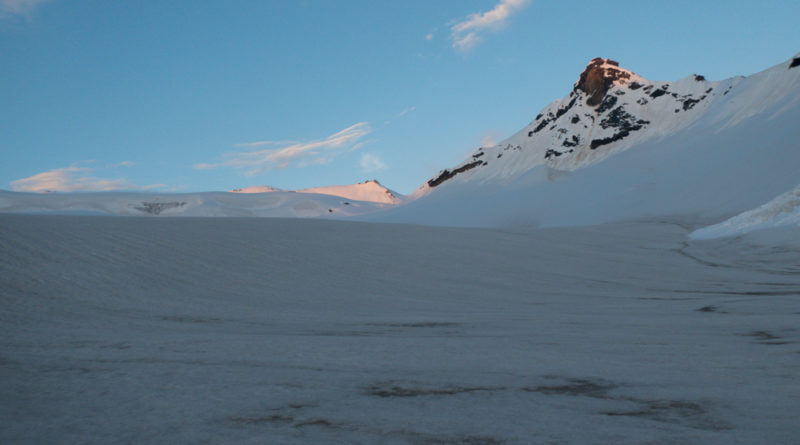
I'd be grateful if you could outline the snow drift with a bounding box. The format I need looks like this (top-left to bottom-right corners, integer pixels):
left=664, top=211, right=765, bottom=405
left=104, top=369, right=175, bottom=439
left=691, top=183, right=800, bottom=239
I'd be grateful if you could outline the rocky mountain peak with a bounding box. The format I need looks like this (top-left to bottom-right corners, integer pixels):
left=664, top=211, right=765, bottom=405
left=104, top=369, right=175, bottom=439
left=574, top=58, right=640, bottom=106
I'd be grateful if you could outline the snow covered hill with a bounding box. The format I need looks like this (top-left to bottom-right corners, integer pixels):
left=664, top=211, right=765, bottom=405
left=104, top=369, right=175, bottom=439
left=373, top=54, right=800, bottom=228
left=232, top=179, right=404, bottom=205
left=0, top=189, right=392, bottom=218
left=691, top=183, right=800, bottom=239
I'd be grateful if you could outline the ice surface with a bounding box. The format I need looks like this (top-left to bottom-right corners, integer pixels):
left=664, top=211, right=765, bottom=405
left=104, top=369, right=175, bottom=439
left=1, top=215, right=799, bottom=444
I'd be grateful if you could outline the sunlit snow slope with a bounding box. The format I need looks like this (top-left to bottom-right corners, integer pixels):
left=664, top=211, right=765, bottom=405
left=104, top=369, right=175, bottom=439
left=373, top=55, right=800, bottom=227
left=233, top=180, right=404, bottom=205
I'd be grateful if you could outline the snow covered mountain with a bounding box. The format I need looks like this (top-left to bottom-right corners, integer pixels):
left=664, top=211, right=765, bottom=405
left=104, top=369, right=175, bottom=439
left=232, top=180, right=404, bottom=205
left=2, top=55, right=798, bottom=234
left=373, top=54, right=800, bottom=229
left=0, top=189, right=393, bottom=218
left=0, top=181, right=403, bottom=217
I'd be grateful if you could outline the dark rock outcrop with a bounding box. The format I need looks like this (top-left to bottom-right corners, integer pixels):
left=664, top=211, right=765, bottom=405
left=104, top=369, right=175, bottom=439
left=574, top=58, right=636, bottom=106
left=427, top=161, right=483, bottom=188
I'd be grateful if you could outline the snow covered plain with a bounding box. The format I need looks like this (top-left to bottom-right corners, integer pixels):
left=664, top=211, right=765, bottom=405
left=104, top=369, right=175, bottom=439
left=2, top=214, right=799, bottom=444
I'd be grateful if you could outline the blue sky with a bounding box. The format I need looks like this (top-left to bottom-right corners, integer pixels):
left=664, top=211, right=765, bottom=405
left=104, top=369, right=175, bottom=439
left=2, top=0, right=799, bottom=194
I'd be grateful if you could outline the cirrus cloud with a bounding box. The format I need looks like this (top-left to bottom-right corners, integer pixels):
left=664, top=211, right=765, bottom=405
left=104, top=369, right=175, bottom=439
left=10, top=164, right=165, bottom=193
left=450, top=0, right=530, bottom=52
left=196, top=122, right=371, bottom=175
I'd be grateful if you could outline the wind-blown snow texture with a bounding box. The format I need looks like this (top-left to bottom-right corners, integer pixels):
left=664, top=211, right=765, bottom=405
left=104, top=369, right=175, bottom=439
left=1, top=215, right=799, bottom=444
left=2, top=56, right=800, bottom=443
left=373, top=56, right=800, bottom=229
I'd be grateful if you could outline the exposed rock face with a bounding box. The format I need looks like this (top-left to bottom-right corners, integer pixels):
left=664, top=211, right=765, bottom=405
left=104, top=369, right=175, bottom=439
left=574, top=58, right=635, bottom=106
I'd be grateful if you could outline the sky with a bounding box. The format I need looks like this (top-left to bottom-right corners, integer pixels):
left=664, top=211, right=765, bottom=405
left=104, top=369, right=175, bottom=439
left=2, top=0, right=799, bottom=195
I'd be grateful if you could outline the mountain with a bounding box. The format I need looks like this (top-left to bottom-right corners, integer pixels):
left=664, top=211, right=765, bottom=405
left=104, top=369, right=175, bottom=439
left=0, top=189, right=393, bottom=218
left=232, top=180, right=404, bottom=205
left=2, top=55, right=799, bottom=235
left=370, top=54, right=800, bottom=229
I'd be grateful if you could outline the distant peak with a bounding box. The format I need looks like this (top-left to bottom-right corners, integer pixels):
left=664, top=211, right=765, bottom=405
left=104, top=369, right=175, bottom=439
left=574, top=58, right=643, bottom=106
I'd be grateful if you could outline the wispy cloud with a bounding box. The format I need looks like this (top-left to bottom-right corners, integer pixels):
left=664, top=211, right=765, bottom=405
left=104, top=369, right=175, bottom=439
left=450, top=0, right=530, bottom=52
left=197, top=122, right=371, bottom=175
left=11, top=166, right=134, bottom=192
left=395, top=106, right=416, bottom=118
left=10, top=164, right=165, bottom=193
left=359, top=153, right=387, bottom=173
left=0, top=0, right=51, bottom=18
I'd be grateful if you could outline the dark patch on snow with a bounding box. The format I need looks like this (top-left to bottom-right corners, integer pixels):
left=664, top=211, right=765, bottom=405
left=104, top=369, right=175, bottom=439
left=535, top=113, right=543, bottom=120
left=789, top=57, right=800, bottom=68
left=228, top=414, right=295, bottom=425
left=696, top=305, right=718, bottom=313
left=571, top=114, right=580, bottom=124
left=614, top=89, right=626, bottom=96
left=694, top=74, right=706, bottom=81
left=366, top=382, right=505, bottom=398
left=705, top=87, right=713, bottom=94
left=562, top=134, right=581, bottom=147
left=742, top=330, right=789, bottom=345
left=472, top=151, right=485, bottom=159
left=295, top=419, right=335, bottom=428
left=604, top=400, right=731, bottom=431
left=544, top=149, right=562, bottom=159
left=649, top=88, right=668, bottom=98
left=496, top=153, right=502, bottom=158
left=682, top=95, right=705, bottom=111
left=599, top=106, right=649, bottom=130
left=531, top=119, right=549, bottom=134
left=628, top=82, right=643, bottom=90
left=595, top=95, right=618, bottom=113
left=162, top=315, right=222, bottom=323
left=366, top=322, right=461, bottom=328
left=524, top=378, right=616, bottom=398
left=636, top=97, right=649, bottom=105
left=135, top=201, right=186, bottom=215
left=427, top=160, right=483, bottom=187
left=589, top=105, right=650, bottom=150
left=555, top=97, right=577, bottom=119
